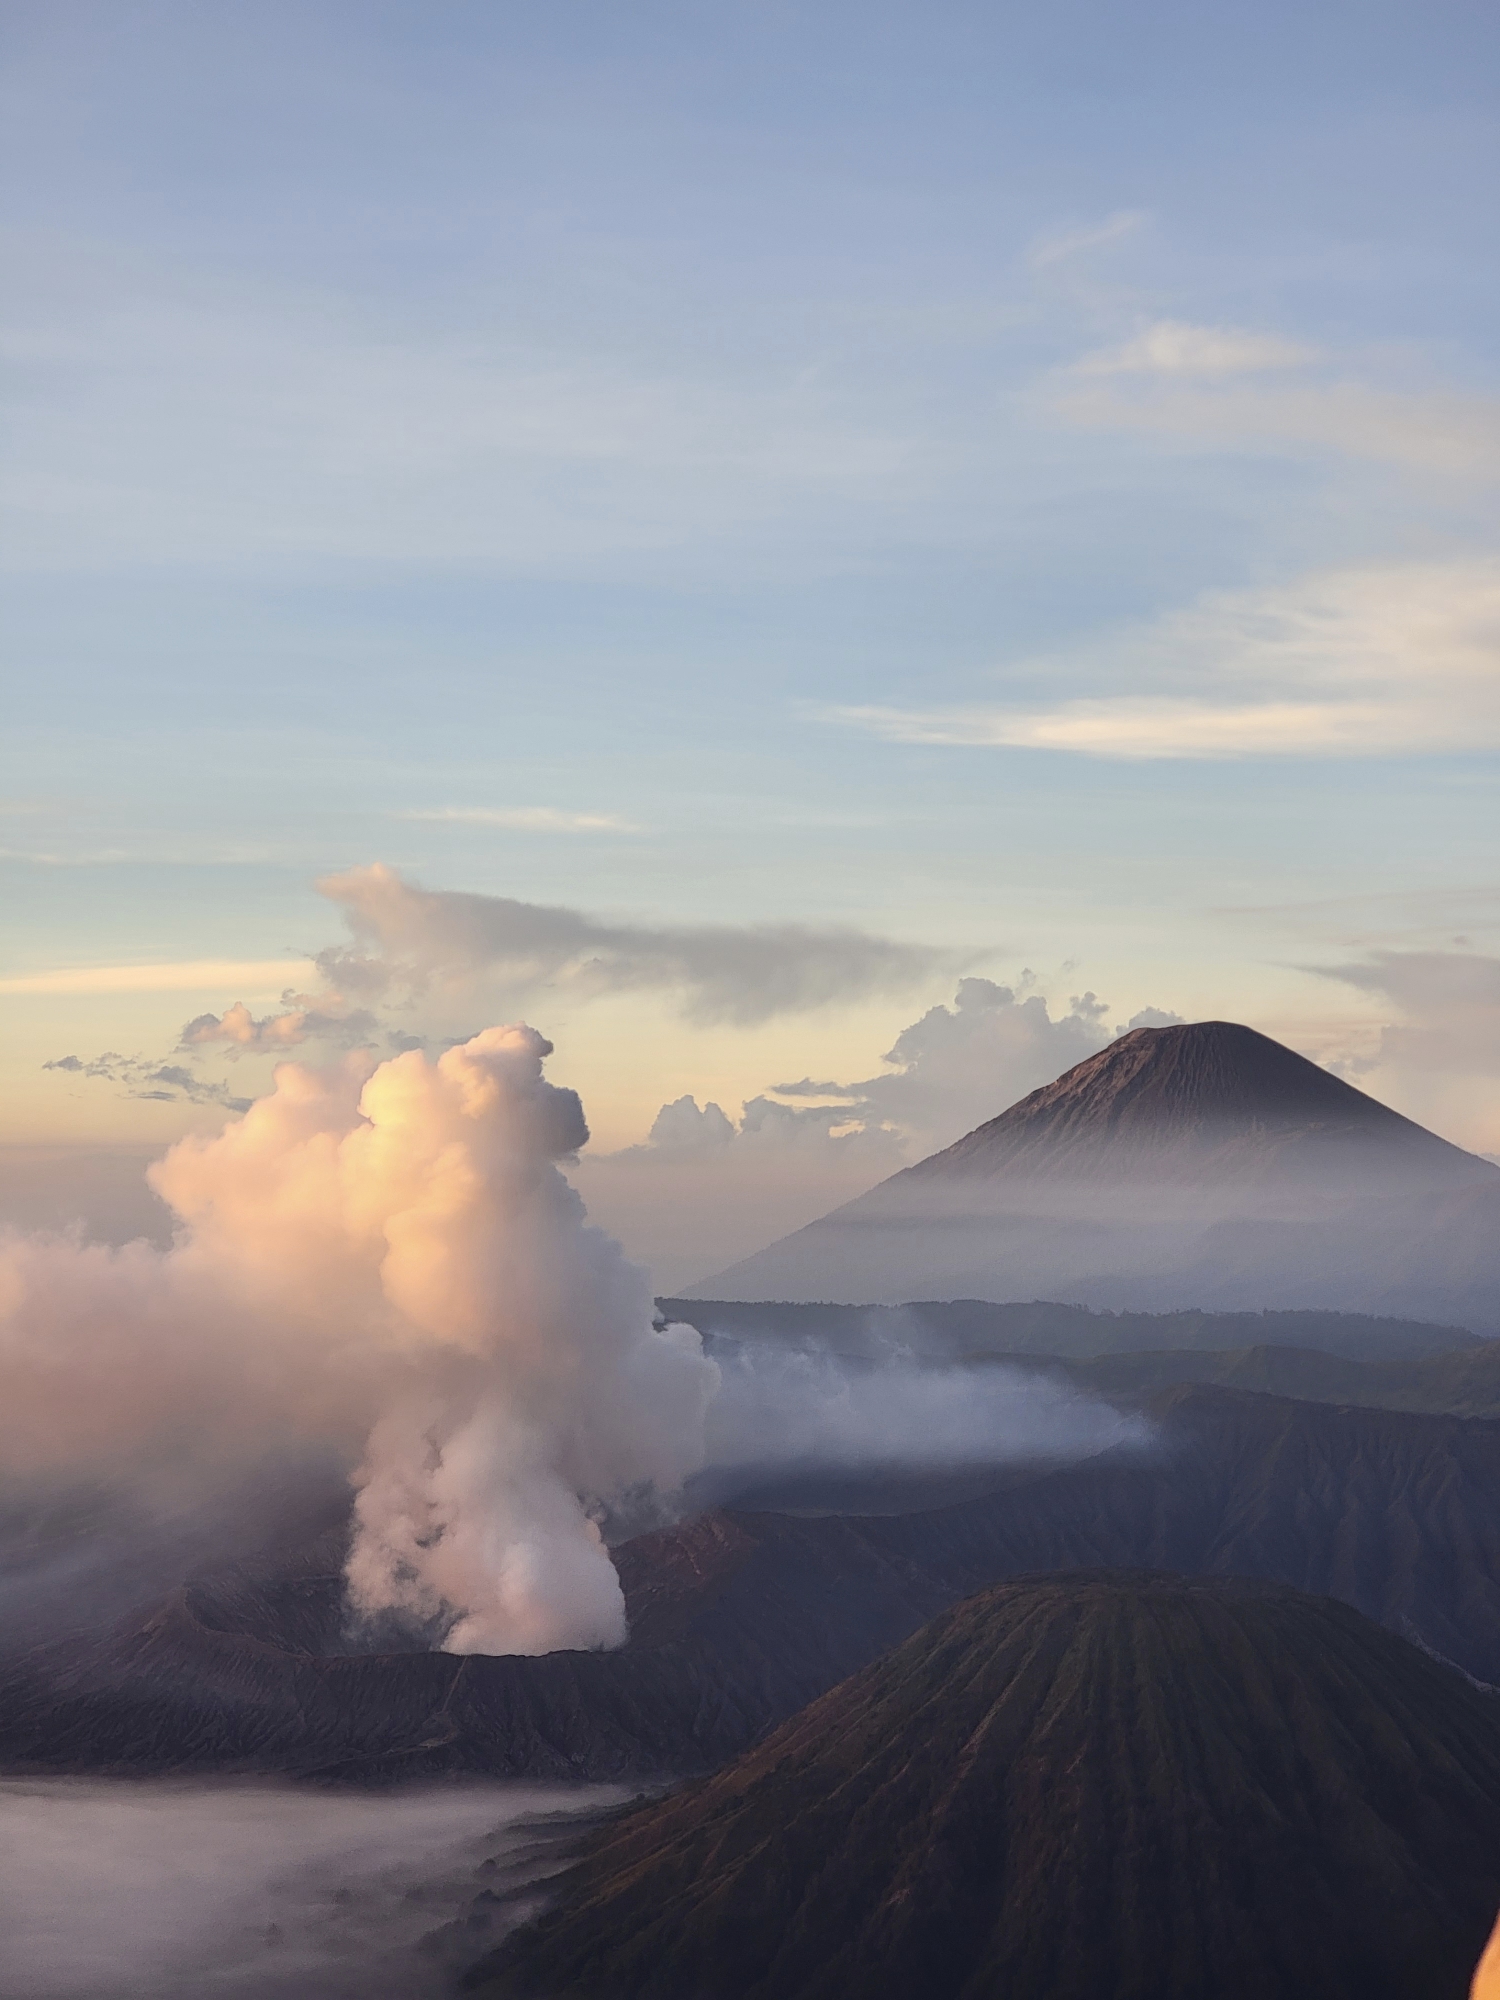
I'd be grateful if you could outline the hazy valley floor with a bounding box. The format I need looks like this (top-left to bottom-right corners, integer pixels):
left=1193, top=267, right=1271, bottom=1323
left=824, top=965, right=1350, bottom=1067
left=0, top=1778, right=622, bottom=2000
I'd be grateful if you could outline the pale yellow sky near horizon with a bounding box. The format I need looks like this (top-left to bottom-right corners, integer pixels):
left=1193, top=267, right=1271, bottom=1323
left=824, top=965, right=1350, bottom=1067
left=0, top=931, right=1455, bottom=1157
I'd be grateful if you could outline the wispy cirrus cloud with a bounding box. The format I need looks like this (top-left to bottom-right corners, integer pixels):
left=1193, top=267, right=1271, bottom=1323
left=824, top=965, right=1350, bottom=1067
left=396, top=807, right=640, bottom=833
left=1027, top=210, right=1148, bottom=268
left=1055, top=318, right=1500, bottom=480
left=1063, top=380, right=1500, bottom=478
left=834, top=557, right=1500, bottom=761
left=1, top=250, right=924, bottom=581
left=1075, top=319, right=1317, bottom=378
left=0, top=958, right=316, bottom=997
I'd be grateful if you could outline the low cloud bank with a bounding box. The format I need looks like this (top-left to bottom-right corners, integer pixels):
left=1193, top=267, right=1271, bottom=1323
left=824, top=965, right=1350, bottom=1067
left=0, top=1777, right=619, bottom=1999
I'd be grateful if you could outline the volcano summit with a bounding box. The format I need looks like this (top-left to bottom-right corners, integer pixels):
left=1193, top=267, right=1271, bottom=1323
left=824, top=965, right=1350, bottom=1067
left=691, top=1023, right=1500, bottom=1327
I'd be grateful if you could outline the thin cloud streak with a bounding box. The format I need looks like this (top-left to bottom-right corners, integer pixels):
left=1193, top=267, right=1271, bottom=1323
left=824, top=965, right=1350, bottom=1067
left=1, top=959, right=318, bottom=997
left=397, top=808, right=641, bottom=833
left=1027, top=210, right=1148, bottom=267
left=839, top=697, right=1421, bottom=759
left=832, top=558, right=1500, bottom=761
left=1075, top=320, right=1317, bottom=378
left=1, top=258, right=926, bottom=580
left=1057, top=379, right=1500, bottom=479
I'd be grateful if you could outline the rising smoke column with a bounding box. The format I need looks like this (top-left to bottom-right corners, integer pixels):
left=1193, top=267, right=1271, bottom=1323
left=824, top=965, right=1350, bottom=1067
left=0, top=1027, right=719, bottom=1655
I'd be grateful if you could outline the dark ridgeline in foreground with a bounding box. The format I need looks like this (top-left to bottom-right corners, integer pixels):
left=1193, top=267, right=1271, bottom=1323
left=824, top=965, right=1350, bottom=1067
left=5, top=1384, right=1500, bottom=1779
left=689, top=1021, right=1500, bottom=1325
left=466, top=1572, right=1500, bottom=2000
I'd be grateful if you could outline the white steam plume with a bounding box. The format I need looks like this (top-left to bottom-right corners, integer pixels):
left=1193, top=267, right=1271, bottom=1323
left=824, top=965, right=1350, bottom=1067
left=0, top=1026, right=719, bottom=1656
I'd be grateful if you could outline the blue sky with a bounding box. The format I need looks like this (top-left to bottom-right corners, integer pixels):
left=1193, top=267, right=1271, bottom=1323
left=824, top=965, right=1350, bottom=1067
left=3, top=0, right=1499, bottom=1272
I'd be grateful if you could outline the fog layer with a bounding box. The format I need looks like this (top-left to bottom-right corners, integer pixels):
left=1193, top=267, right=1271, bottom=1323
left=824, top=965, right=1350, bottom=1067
left=0, top=1778, right=619, bottom=1999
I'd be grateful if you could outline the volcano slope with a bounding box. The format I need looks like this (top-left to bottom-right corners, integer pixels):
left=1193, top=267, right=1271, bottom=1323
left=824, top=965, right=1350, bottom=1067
left=468, top=1573, right=1500, bottom=2000
left=693, top=1021, right=1500, bottom=1326
left=5, top=1386, right=1500, bottom=1781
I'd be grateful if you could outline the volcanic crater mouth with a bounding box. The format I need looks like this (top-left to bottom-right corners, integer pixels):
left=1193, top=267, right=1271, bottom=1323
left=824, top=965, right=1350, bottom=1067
left=184, top=1538, right=442, bottom=1659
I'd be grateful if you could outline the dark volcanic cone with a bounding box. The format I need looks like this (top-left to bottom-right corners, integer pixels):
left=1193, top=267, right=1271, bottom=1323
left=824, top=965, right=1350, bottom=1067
left=468, top=1571, right=1500, bottom=2000
left=911, top=1019, right=1484, bottom=1183
left=691, top=1021, right=1500, bottom=1323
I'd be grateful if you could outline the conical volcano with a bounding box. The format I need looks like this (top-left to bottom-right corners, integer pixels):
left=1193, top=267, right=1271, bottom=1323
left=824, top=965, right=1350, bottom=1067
left=690, top=1022, right=1500, bottom=1326
left=469, top=1572, right=1500, bottom=2000
left=916, top=1020, right=1481, bottom=1182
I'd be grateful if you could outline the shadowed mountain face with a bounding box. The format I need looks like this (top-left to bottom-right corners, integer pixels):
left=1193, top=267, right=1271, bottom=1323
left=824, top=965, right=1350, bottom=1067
left=5, top=1387, right=1500, bottom=1781
left=468, top=1573, right=1500, bottom=2000
left=690, top=1022, right=1500, bottom=1325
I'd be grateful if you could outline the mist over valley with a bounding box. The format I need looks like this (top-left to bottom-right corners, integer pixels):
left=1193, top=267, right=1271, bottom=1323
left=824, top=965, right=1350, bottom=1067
left=0, top=1779, right=621, bottom=2000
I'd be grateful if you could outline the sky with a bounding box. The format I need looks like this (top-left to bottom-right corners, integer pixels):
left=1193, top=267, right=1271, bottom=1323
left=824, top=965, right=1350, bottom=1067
left=3, top=0, right=1499, bottom=1286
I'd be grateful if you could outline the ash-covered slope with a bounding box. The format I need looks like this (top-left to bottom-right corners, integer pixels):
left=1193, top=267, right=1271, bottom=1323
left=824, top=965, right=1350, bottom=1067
left=6, top=1387, right=1500, bottom=1780
left=692, top=1022, right=1500, bottom=1324
left=470, top=1572, right=1500, bottom=2000
left=912, top=1019, right=1479, bottom=1184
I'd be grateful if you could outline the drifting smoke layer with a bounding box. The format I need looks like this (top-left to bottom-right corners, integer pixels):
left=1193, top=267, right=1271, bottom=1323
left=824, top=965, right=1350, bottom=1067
left=0, top=1028, right=719, bottom=1655
left=706, top=1344, right=1144, bottom=1477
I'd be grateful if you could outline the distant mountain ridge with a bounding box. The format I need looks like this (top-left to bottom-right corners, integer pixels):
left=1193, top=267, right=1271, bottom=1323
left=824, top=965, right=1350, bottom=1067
left=663, top=1297, right=1483, bottom=1365
left=7, top=1385, right=1500, bottom=1780
left=470, top=1573, right=1500, bottom=2000
left=691, top=1022, right=1500, bottom=1326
